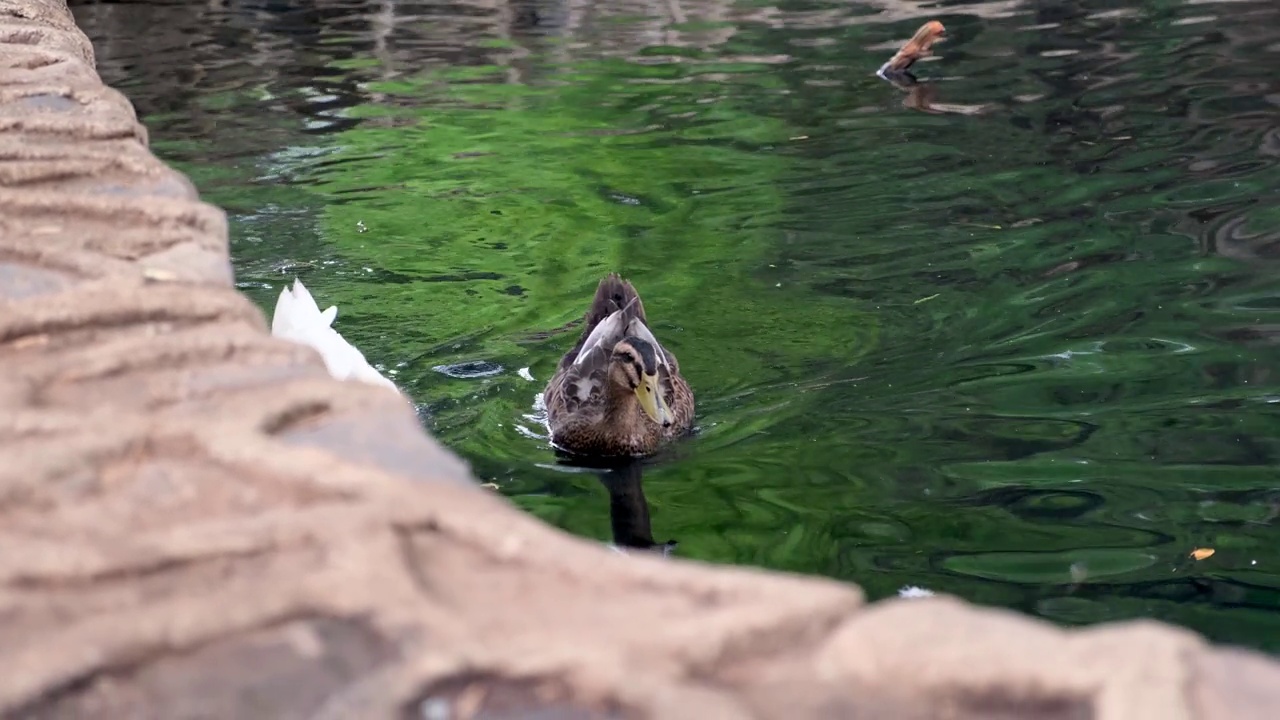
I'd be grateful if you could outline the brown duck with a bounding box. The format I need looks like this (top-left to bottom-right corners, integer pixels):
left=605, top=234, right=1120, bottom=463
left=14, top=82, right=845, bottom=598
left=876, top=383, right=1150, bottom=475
left=543, top=274, right=695, bottom=457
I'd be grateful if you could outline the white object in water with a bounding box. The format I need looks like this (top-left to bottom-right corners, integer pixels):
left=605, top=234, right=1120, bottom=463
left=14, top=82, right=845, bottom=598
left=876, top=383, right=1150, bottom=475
left=270, top=278, right=400, bottom=394
left=898, top=585, right=936, bottom=599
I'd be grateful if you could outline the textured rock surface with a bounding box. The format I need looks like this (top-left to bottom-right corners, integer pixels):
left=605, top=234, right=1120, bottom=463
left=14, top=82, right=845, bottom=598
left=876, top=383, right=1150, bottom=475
left=2, top=1, right=1280, bottom=718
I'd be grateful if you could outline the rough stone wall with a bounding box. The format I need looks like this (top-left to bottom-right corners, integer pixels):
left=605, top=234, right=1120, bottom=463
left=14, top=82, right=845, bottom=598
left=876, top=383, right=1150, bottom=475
left=1, top=1, right=1278, bottom=718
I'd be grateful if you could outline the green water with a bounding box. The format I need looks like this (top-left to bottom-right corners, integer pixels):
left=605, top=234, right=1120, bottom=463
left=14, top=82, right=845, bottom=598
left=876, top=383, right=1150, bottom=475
left=74, top=0, right=1280, bottom=649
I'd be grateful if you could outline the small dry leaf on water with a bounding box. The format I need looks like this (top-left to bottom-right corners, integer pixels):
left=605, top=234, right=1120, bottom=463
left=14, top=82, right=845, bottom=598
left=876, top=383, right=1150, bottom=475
left=1190, top=548, right=1216, bottom=561
left=877, top=20, right=947, bottom=76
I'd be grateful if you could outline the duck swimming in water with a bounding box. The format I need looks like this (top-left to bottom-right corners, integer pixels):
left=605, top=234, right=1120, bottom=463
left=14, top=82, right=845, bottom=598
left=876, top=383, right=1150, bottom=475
left=543, top=273, right=694, bottom=457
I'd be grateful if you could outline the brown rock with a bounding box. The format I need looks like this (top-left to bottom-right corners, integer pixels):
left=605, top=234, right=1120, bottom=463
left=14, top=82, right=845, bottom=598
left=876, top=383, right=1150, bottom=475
left=2, top=1, right=1280, bottom=719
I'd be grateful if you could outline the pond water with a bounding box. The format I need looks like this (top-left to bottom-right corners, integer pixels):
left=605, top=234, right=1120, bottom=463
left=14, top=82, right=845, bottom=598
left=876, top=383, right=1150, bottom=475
left=72, top=0, right=1280, bottom=650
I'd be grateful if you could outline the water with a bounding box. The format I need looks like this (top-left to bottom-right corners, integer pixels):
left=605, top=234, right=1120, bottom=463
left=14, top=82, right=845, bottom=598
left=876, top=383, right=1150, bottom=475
left=72, top=0, right=1280, bottom=650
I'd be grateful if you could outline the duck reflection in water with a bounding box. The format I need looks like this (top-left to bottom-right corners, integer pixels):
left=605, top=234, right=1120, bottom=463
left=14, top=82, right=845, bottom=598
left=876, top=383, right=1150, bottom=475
left=600, top=459, right=677, bottom=556
left=551, top=454, right=677, bottom=557
left=877, top=20, right=987, bottom=117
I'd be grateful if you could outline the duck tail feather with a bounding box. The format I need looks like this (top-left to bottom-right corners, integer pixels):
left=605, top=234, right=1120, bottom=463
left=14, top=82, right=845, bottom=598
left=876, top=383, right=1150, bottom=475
left=586, top=272, right=646, bottom=329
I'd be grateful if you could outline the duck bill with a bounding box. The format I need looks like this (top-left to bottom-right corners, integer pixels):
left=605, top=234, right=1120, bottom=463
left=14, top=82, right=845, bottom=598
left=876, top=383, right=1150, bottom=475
left=636, top=374, right=672, bottom=427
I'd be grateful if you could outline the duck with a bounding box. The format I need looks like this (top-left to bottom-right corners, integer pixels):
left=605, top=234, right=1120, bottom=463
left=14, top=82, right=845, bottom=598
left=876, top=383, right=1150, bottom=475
left=543, top=273, right=694, bottom=457
left=270, top=277, right=401, bottom=395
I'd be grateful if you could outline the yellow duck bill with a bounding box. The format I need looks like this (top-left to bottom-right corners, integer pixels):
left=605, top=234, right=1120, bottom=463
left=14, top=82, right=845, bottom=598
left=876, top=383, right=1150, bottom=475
left=636, top=374, right=673, bottom=427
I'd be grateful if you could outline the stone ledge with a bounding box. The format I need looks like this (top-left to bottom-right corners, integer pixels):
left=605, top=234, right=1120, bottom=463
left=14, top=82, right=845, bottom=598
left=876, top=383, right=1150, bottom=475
left=1, top=1, right=1277, bottom=718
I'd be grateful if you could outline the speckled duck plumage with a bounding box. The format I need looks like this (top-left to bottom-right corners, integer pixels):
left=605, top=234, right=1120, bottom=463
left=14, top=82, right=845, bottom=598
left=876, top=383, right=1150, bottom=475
left=542, top=273, right=694, bottom=457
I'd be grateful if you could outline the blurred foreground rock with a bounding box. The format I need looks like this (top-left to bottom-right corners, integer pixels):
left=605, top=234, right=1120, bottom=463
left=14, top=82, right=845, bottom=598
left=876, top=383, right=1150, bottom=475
left=1, top=1, right=1279, bottom=718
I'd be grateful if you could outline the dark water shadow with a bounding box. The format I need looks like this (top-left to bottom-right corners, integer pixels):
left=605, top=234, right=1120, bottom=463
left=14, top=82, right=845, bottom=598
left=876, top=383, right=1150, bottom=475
left=552, top=454, right=677, bottom=555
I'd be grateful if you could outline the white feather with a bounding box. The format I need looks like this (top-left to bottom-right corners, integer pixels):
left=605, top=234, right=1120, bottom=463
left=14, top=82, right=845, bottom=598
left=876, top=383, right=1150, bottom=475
left=574, top=378, right=598, bottom=402
left=625, top=317, right=670, bottom=369
left=572, top=310, right=625, bottom=366
left=571, top=309, right=671, bottom=371
left=270, top=278, right=400, bottom=394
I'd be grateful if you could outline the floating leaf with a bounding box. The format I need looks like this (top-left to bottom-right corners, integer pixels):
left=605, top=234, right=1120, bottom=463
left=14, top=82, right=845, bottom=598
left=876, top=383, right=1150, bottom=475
left=1190, top=547, right=1216, bottom=561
